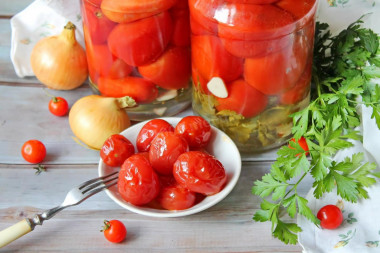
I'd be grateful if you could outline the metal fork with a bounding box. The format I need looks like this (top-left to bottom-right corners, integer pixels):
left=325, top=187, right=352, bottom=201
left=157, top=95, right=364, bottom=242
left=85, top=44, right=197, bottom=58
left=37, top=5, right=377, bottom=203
left=0, top=171, right=119, bottom=248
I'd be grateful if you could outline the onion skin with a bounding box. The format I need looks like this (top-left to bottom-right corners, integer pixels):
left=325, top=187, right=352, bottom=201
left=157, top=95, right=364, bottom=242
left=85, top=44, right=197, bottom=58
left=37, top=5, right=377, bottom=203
left=69, top=95, right=131, bottom=149
left=31, top=22, right=88, bottom=90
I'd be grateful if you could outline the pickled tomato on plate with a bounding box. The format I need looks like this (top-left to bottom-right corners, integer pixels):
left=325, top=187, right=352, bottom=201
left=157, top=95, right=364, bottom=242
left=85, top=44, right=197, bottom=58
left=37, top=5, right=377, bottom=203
left=173, top=151, right=227, bottom=196
left=107, top=11, right=173, bottom=66
left=118, top=153, right=160, bottom=206
left=157, top=176, right=196, bottom=210
left=136, top=119, right=174, bottom=152
left=216, top=79, right=268, bottom=118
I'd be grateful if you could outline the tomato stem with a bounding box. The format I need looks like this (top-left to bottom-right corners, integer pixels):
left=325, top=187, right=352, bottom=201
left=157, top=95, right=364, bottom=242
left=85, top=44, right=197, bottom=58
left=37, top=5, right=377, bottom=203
left=100, top=220, right=111, bottom=232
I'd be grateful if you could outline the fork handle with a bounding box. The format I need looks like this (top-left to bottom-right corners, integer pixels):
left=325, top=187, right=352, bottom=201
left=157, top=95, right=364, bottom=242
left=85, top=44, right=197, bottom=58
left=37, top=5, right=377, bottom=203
left=0, top=219, right=32, bottom=248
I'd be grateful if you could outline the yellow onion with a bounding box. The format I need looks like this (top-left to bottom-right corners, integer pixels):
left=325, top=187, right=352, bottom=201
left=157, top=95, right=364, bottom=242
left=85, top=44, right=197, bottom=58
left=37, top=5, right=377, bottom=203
left=30, top=21, right=88, bottom=90
left=69, top=95, right=135, bottom=149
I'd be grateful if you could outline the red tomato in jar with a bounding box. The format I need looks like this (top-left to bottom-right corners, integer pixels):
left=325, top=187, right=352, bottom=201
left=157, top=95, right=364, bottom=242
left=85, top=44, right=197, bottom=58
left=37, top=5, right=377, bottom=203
left=138, top=46, right=191, bottom=90
left=82, top=2, right=116, bottom=44
left=21, top=140, right=46, bottom=164
left=98, top=76, right=158, bottom=103
left=107, top=11, right=173, bottom=66
left=192, top=66, right=209, bottom=94
left=225, top=0, right=278, bottom=3
left=317, top=205, right=343, bottom=229
left=100, top=134, right=135, bottom=167
left=188, top=0, right=219, bottom=36
left=279, top=60, right=312, bottom=105
left=118, top=153, right=160, bottom=206
left=175, top=116, right=211, bottom=149
left=136, top=119, right=174, bottom=152
left=221, top=33, right=293, bottom=58
left=217, top=4, right=294, bottom=41
left=170, top=9, right=191, bottom=47
left=149, top=132, right=189, bottom=175
left=85, top=44, right=133, bottom=81
left=173, top=151, right=227, bottom=195
left=216, top=79, right=268, bottom=118
left=101, top=0, right=178, bottom=14
left=48, top=96, right=69, bottom=117
left=244, top=43, right=307, bottom=95
left=191, top=35, right=243, bottom=83
left=101, top=8, right=162, bottom=23
left=157, top=176, right=196, bottom=210
left=276, top=0, right=316, bottom=23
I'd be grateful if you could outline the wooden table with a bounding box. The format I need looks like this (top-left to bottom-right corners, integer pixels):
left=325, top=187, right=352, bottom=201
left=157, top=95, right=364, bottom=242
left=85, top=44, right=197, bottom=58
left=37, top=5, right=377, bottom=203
left=0, top=2, right=305, bottom=252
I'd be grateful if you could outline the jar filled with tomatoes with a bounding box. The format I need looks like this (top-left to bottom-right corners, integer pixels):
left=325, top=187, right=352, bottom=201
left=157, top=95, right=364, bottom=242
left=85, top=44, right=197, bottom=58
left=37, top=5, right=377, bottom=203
left=80, top=0, right=192, bottom=121
left=189, top=0, right=317, bottom=153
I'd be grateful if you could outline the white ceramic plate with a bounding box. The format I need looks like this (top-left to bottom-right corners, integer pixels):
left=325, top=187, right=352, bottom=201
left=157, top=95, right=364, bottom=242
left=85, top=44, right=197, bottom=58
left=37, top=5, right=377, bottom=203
left=98, top=117, right=242, bottom=218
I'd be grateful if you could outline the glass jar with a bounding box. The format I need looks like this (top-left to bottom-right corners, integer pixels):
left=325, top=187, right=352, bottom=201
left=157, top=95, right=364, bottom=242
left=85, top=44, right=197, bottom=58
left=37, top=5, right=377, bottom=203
left=80, top=0, right=192, bottom=121
left=189, top=0, right=317, bottom=153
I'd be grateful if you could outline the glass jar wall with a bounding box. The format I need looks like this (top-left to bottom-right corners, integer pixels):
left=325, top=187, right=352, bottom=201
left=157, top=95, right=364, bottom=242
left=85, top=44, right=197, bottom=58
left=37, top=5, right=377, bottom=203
left=80, top=0, right=192, bottom=121
left=189, top=0, right=317, bottom=153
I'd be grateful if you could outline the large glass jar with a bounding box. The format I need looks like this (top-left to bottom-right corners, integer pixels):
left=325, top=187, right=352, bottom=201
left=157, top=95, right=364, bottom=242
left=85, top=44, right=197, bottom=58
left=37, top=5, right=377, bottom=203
left=80, top=0, right=192, bottom=121
left=189, top=0, right=317, bottom=153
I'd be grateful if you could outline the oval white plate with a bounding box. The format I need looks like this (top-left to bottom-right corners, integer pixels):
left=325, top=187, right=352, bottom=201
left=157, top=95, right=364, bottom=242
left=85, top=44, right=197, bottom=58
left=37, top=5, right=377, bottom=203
left=98, top=117, right=242, bottom=218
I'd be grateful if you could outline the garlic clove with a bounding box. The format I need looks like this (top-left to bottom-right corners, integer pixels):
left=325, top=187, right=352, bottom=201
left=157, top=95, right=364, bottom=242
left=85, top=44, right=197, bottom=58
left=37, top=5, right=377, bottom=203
left=207, top=77, right=228, bottom=98
left=156, top=89, right=178, bottom=102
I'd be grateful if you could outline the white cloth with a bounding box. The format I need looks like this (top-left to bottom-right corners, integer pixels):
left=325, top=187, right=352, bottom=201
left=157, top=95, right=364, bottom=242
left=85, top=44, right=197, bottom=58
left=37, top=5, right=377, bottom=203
left=10, top=0, right=84, bottom=78
left=297, top=2, right=380, bottom=252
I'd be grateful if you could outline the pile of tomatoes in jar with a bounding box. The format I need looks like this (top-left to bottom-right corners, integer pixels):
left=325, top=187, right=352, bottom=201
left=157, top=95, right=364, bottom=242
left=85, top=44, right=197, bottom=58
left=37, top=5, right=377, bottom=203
left=190, top=0, right=317, bottom=152
left=80, top=0, right=192, bottom=119
left=100, top=116, right=227, bottom=211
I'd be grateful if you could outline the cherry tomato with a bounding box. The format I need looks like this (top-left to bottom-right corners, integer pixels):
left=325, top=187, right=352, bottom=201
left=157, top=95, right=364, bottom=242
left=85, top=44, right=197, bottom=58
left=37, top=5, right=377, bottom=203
left=173, top=151, right=227, bottom=195
left=85, top=44, right=133, bottom=83
left=107, top=11, right=173, bottom=66
left=276, top=0, right=316, bottom=23
left=138, top=46, right=191, bottom=90
left=82, top=2, right=116, bottom=44
left=217, top=4, right=294, bottom=41
left=149, top=132, right=189, bottom=175
left=225, top=0, right=278, bottom=3
left=244, top=43, right=308, bottom=95
left=157, top=179, right=196, bottom=210
left=101, top=0, right=178, bottom=13
left=188, top=0, right=219, bottom=35
left=98, top=76, right=158, bottom=103
left=102, top=220, right=127, bottom=243
left=100, top=134, right=135, bottom=167
left=192, top=66, right=209, bottom=94
left=216, top=79, right=268, bottom=118
left=21, top=140, right=46, bottom=164
left=48, top=96, right=69, bottom=117
left=118, top=153, right=160, bottom=206
left=175, top=116, right=211, bottom=149
left=317, top=205, right=343, bottom=229
left=136, top=119, right=174, bottom=152
left=289, top=136, right=309, bottom=156
left=170, top=9, right=191, bottom=47
left=191, top=35, right=243, bottom=82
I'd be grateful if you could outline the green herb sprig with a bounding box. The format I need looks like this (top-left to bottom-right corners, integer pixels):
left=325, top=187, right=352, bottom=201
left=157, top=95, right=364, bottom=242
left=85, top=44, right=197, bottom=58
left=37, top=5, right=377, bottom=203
left=252, top=16, right=380, bottom=245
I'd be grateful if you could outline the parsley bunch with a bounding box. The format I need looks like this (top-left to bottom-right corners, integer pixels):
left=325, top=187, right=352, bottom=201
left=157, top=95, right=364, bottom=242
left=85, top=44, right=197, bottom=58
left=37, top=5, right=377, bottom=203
left=252, top=17, right=380, bottom=245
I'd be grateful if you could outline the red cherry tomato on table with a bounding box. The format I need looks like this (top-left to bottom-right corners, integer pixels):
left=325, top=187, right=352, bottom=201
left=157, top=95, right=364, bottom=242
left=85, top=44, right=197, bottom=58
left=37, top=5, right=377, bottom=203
left=173, top=151, right=227, bottom=195
left=157, top=176, right=196, bottom=210
left=149, top=131, right=189, bottom=175
left=317, top=205, right=343, bottom=229
left=100, top=134, right=135, bottom=167
left=175, top=116, right=211, bottom=149
left=21, top=140, right=46, bottom=164
left=118, top=153, right=160, bottom=206
left=289, top=136, right=309, bottom=156
left=48, top=96, right=69, bottom=117
left=136, top=119, right=174, bottom=152
left=101, top=220, right=127, bottom=243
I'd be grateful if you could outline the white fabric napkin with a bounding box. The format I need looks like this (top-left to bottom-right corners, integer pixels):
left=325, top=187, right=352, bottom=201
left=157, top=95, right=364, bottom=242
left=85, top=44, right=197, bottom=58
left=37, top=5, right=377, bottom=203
left=10, top=0, right=84, bottom=78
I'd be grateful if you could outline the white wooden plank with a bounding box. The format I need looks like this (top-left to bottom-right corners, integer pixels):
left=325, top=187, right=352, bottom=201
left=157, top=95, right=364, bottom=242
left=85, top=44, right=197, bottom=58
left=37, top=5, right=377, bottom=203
left=0, top=164, right=305, bottom=252
left=0, top=0, right=33, bottom=17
